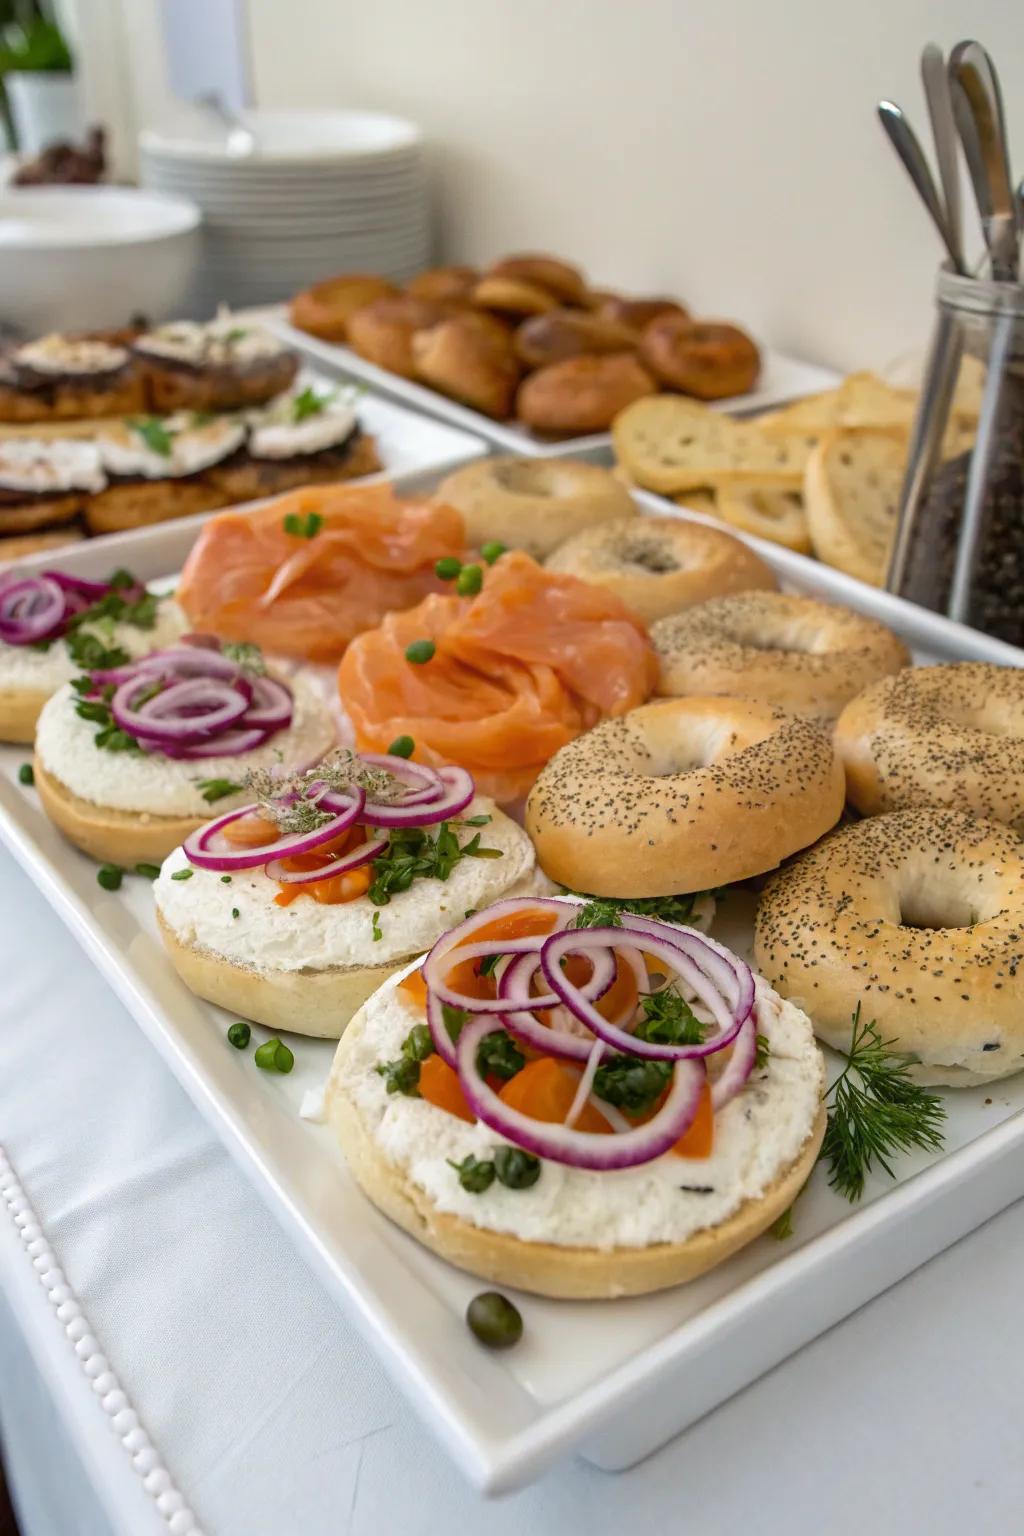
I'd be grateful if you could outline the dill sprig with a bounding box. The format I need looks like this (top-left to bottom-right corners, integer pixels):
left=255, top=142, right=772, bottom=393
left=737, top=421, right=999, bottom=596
left=821, top=1004, right=946, bottom=1203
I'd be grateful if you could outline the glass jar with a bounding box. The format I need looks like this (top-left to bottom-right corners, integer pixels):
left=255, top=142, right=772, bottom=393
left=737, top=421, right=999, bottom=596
left=890, top=267, right=1024, bottom=646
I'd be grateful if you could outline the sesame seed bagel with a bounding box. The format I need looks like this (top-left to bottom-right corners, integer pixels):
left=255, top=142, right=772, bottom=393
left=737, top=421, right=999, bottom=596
left=525, top=696, right=845, bottom=896
left=651, top=591, right=910, bottom=719
left=835, top=663, right=1024, bottom=831
left=544, top=515, right=777, bottom=624
left=435, top=455, right=635, bottom=559
left=754, top=809, right=1024, bottom=1086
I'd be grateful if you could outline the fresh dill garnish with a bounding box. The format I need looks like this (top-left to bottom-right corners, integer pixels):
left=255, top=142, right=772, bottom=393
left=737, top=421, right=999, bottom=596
left=755, top=1033, right=771, bottom=1070
left=821, top=1004, right=946, bottom=1202
left=633, top=987, right=705, bottom=1046
left=570, top=890, right=714, bottom=929
left=291, top=385, right=334, bottom=421
left=221, top=641, right=266, bottom=675
left=367, top=821, right=502, bottom=906
left=128, top=416, right=175, bottom=457
left=196, top=777, right=243, bottom=804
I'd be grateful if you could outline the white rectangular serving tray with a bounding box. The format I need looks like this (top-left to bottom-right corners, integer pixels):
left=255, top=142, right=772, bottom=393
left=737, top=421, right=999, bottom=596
left=2, top=467, right=1024, bottom=1495
left=258, top=305, right=841, bottom=457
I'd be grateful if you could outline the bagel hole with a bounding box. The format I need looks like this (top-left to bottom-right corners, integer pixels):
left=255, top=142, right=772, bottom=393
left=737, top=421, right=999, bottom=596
left=899, top=886, right=983, bottom=931
left=492, top=461, right=552, bottom=496
left=618, top=539, right=681, bottom=574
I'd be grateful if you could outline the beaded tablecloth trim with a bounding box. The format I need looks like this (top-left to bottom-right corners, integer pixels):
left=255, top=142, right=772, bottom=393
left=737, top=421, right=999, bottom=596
left=0, top=1144, right=203, bottom=1535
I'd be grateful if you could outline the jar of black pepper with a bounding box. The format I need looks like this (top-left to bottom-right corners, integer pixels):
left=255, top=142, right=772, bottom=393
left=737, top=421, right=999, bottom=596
left=890, top=268, right=1024, bottom=647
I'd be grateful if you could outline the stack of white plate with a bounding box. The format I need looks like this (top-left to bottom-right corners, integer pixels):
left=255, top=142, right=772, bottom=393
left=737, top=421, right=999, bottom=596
left=139, top=108, right=430, bottom=314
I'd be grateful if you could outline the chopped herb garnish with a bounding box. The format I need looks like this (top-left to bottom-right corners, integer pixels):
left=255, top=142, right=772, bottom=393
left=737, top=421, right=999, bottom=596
left=456, top=563, right=483, bottom=597
left=405, top=638, right=436, bottom=665
left=221, top=642, right=266, bottom=674
left=821, top=1004, right=946, bottom=1202
left=476, top=1030, right=524, bottom=1082
left=755, top=1033, right=771, bottom=1070
left=282, top=510, right=323, bottom=539
left=17, top=763, right=33, bottom=786
left=493, top=1146, right=541, bottom=1189
left=197, top=777, right=244, bottom=804
left=171, top=868, right=193, bottom=881
left=480, top=541, right=506, bottom=565
left=371, top=909, right=382, bottom=942
left=457, top=814, right=492, bottom=827
left=254, top=1037, right=294, bottom=1074
left=220, top=874, right=232, bottom=883
left=232, top=907, right=240, bottom=919
left=403, top=1024, right=435, bottom=1063
left=224, top=327, right=248, bottom=344
left=375, top=1054, right=421, bottom=1096
left=291, top=384, right=333, bottom=421
left=570, top=890, right=714, bottom=929
left=448, top=1155, right=495, bottom=1194
left=387, top=735, right=415, bottom=759
left=96, top=864, right=122, bottom=892
left=434, top=556, right=462, bottom=581
left=367, top=821, right=503, bottom=905
left=227, top=1021, right=251, bottom=1049
left=593, top=1054, right=672, bottom=1116
left=134, top=863, right=161, bottom=879
left=441, top=1004, right=467, bottom=1043
left=477, top=953, right=501, bottom=977
left=769, top=1206, right=794, bottom=1240
left=633, top=987, right=705, bottom=1046
left=129, top=416, right=175, bottom=457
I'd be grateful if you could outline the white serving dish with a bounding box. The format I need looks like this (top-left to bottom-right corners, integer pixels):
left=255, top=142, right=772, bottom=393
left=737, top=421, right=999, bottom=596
left=0, top=187, right=201, bottom=336
left=140, top=108, right=423, bottom=167
left=1, top=471, right=1022, bottom=1494
left=263, top=307, right=841, bottom=457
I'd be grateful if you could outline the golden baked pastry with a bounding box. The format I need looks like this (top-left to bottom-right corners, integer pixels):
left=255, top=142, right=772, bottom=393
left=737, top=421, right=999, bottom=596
left=346, top=295, right=449, bottom=377
left=405, top=265, right=479, bottom=304
left=0, top=495, right=83, bottom=533
left=513, top=309, right=638, bottom=369
left=84, top=480, right=226, bottom=536
left=412, top=315, right=521, bottom=419
left=598, top=296, right=688, bottom=332
left=0, top=525, right=84, bottom=563
left=289, top=273, right=399, bottom=341
left=204, top=433, right=382, bottom=503
left=486, top=253, right=586, bottom=306
left=640, top=316, right=760, bottom=400
left=517, top=354, right=658, bottom=435
left=472, top=275, right=559, bottom=318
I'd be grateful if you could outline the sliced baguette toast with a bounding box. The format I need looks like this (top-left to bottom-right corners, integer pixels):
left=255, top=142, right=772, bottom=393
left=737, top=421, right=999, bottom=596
left=613, top=395, right=809, bottom=494
left=803, top=427, right=906, bottom=586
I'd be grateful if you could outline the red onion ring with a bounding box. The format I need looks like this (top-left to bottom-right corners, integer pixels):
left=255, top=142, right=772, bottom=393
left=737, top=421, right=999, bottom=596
left=420, top=899, right=576, bottom=1017
left=710, top=1011, right=759, bottom=1111
left=112, top=676, right=251, bottom=744
left=456, top=1013, right=705, bottom=1170
left=360, top=766, right=474, bottom=828
left=183, top=789, right=365, bottom=871
left=496, top=950, right=615, bottom=1060
left=0, top=575, right=67, bottom=644
left=161, top=727, right=272, bottom=760
left=264, top=831, right=388, bottom=885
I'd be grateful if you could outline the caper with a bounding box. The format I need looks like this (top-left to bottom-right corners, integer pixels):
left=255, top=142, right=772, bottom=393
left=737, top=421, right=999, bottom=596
left=466, top=1291, right=523, bottom=1349
left=493, top=1145, right=541, bottom=1189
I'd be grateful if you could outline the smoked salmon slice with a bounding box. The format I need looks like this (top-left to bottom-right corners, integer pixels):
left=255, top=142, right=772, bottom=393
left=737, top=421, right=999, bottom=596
left=338, top=550, right=657, bottom=802
left=176, top=482, right=466, bottom=662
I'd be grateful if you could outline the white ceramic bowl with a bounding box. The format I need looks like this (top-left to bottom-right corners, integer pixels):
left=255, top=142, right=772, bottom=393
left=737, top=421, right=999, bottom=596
left=140, top=107, right=422, bottom=166
left=0, top=187, right=201, bottom=336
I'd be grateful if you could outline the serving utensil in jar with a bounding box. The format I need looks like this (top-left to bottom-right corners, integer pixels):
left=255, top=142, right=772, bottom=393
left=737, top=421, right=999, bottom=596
left=877, top=101, right=964, bottom=272
left=920, top=44, right=966, bottom=274
left=948, top=41, right=1019, bottom=281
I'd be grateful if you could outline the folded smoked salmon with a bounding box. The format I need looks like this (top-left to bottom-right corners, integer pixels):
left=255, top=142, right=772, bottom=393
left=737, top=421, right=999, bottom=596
left=176, top=483, right=466, bottom=662
left=338, top=550, right=658, bottom=802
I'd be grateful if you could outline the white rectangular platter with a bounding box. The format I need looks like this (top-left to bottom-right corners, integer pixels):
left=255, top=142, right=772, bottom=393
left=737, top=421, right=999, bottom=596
left=1, top=468, right=1023, bottom=1496
left=260, top=305, right=841, bottom=457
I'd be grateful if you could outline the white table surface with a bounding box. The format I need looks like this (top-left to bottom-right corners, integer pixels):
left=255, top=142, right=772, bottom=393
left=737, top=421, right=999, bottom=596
left=1, top=843, right=1023, bottom=1536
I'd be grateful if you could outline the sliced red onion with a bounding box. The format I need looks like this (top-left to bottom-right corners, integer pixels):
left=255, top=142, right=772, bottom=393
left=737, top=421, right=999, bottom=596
left=710, top=1012, right=758, bottom=1111
left=183, top=789, right=365, bottom=871
left=163, top=727, right=272, bottom=760
left=456, top=1014, right=705, bottom=1170
left=242, top=676, right=293, bottom=730
left=0, top=575, right=66, bottom=644
left=361, top=766, right=474, bottom=828
left=564, top=1038, right=606, bottom=1128
left=420, top=899, right=577, bottom=1017
left=359, top=753, right=443, bottom=794
left=619, top=915, right=755, bottom=1028
left=112, top=676, right=250, bottom=744
left=496, top=950, right=613, bottom=1060
left=264, top=831, right=387, bottom=885
left=540, top=926, right=745, bottom=1061
left=115, top=646, right=249, bottom=681
left=43, top=569, right=130, bottom=602
left=425, top=987, right=460, bottom=1069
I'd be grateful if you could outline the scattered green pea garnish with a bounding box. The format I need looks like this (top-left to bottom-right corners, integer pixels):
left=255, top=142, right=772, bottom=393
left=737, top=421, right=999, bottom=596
left=227, top=1022, right=251, bottom=1049
left=96, top=864, right=122, bottom=892
left=434, top=556, right=462, bottom=580
left=405, top=639, right=436, bottom=665
left=17, top=763, right=33, bottom=786
left=220, top=874, right=232, bottom=884
left=254, top=1037, right=294, bottom=1074
left=134, top=863, right=161, bottom=880
left=171, top=868, right=193, bottom=881
left=466, top=1291, right=523, bottom=1350
left=283, top=510, right=323, bottom=539
left=387, top=735, right=415, bottom=759
left=455, top=563, right=483, bottom=597
left=231, top=907, right=240, bottom=919
left=480, top=541, right=506, bottom=565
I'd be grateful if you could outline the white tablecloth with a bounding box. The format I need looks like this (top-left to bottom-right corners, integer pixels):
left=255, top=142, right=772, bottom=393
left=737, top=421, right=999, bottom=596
left=1, top=843, right=1023, bottom=1535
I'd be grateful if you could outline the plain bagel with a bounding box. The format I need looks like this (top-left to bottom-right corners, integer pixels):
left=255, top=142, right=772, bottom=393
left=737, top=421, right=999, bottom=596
left=754, top=808, right=1024, bottom=1086
left=33, top=757, right=207, bottom=866
left=835, top=662, right=1024, bottom=831
left=651, top=590, right=910, bottom=719
left=435, top=455, right=635, bottom=559
left=544, top=514, right=777, bottom=624
left=525, top=695, right=845, bottom=896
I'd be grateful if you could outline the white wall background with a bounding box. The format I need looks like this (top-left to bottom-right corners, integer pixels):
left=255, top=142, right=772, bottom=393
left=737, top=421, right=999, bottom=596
left=106, top=0, right=1024, bottom=371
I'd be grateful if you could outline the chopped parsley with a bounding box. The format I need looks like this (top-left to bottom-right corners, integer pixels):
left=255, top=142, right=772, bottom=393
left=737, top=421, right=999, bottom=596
left=375, top=1023, right=435, bottom=1095
left=755, top=1033, right=771, bottom=1070
left=570, top=890, right=716, bottom=929
left=282, top=510, right=323, bottom=539
left=128, top=416, right=175, bottom=457
left=291, top=385, right=333, bottom=421
left=371, top=909, right=382, bottom=942
left=593, top=1055, right=672, bottom=1117
left=633, top=987, right=705, bottom=1047
left=441, top=1004, right=468, bottom=1043
left=196, top=777, right=243, bottom=804
left=73, top=688, right=141, bottom=754
left=367, top=822, right=503, bottom=907
left=171, top=868, right=193, bottom=882
left=476, top=1030, right=524, bottom=1082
